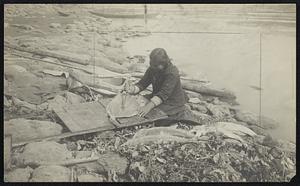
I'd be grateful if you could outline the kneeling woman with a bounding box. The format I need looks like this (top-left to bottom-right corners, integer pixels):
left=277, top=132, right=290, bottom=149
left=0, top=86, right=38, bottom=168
left=125, top=48, right=202, bottom=124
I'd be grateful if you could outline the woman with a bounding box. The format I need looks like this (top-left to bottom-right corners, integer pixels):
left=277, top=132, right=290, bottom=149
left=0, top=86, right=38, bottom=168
left=125, top=48, right=201, bottom=123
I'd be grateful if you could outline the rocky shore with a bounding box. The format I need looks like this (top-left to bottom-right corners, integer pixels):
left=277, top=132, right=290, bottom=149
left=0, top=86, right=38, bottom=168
left=4, top=5, right=295, bottom=182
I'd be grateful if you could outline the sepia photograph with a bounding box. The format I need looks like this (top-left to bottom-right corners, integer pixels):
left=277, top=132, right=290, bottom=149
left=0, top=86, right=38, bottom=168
left=3, top=3, right=296, bottom=182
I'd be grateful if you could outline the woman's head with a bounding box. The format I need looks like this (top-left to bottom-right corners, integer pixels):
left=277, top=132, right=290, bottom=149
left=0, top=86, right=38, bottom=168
left=149, top=48, right=170, bottom=71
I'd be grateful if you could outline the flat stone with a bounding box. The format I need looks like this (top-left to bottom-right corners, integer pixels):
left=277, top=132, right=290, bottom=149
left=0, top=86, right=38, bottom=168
left=5, top=119, right=63, bottom=144
left=30, top=165, right=70, bottom=182
left=4, top=167, right=33, bottom=182
left=17, top=141, right=72, bottom=167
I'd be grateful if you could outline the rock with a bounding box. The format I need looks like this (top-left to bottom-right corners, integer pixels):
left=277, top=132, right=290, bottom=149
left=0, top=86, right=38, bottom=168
left=11, top=24, right=34, bottom=30
left=77, top=162, right=105, bottom=174
left=103, top=47, right=129, bottom=65
left=11, top=97, right=37, bottom=110
left=5, top=65, right=65, bottom=104
left=4, top=22, right=9, bottom=28
left=4, top=96, right=11, bottom=107
left=47, top=92, right=85, bottom=110
left=17, top=141, right=72, bottom=167
left=206, top=103, right=231, bottom=120
left=188, top=97, right=201, bottom=104
left=4, top=119, right=63, bottom=144
left=65, top=24, right=76, bottom=29
left=66, top=141, right=77, bottom=151
left=77, top=174, right=106, bottom=182
left=262, top=134, right=279, bottom=148
left=4, top=167, right=33, bottom=182
left=247, top=125, right=267, bottom=136
left=189, top=103, right=208, bottom=113
left=30, top=165, right=70, bottom=182
left=127, top=62, right=148, bottom=73
left=191, top=110, right=213, bottom=123
left=97, top=152, right=128, bottom=175
left=186, top=91, right=202, bottom=99
left=235, top=110, right=279, bottom=129
left=5, top=65, right=27, bottom=75
left=49, top=23, right=61, bottom=29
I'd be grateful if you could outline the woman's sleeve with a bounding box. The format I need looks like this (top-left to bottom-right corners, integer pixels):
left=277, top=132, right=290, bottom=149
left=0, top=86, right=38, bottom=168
left=135, top=68, right=152, bottom=92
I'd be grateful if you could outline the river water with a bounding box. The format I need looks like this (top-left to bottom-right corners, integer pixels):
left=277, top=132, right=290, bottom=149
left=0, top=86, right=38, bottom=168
left=122, top=13, right=296, bottom=142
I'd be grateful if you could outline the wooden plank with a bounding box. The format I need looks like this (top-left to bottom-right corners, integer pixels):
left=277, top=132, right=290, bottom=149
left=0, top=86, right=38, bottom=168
left=40, top=157, right=99, bottom=167
left=53, top=101, right=114, bottom=132
left=116, top=108, right=168, bottom=128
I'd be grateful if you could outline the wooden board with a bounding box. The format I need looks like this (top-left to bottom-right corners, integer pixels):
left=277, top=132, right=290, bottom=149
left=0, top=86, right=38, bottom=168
left=13, top=99, right=167, bottom=148
left=53, top=101, right=114, bottom=132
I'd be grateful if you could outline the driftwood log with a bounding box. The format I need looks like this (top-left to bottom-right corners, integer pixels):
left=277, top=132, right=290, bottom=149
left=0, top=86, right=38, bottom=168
left=181, top=81, right=236, bottom=100
left=132, top=74, right=236, bottom=100
left=4, top=41, right=90, bottom=65
left=5, top=41, right=129, bottom=74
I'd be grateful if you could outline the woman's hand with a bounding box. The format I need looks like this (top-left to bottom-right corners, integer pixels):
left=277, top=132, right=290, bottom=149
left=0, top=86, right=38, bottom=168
left=123, top=81, right=136, bottom=94
left=138, top=101, right=155, bottom=117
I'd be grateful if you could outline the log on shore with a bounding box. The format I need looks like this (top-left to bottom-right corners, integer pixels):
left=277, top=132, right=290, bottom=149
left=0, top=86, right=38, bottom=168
left=133, top=74, right=236, bottom=100
left=181, top=82, right=236, bottom=100
left=4, top=41, right=90, bottom=65
left=5, top=41, right=129, bottom=74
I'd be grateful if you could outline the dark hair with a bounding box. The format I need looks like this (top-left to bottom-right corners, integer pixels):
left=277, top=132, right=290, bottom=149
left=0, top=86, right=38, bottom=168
left=149, top=48, right=170, bottom=67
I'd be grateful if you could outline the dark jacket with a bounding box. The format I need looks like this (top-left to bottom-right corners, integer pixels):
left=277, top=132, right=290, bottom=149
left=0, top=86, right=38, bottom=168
left=135, top=61, right=188, bottom=115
